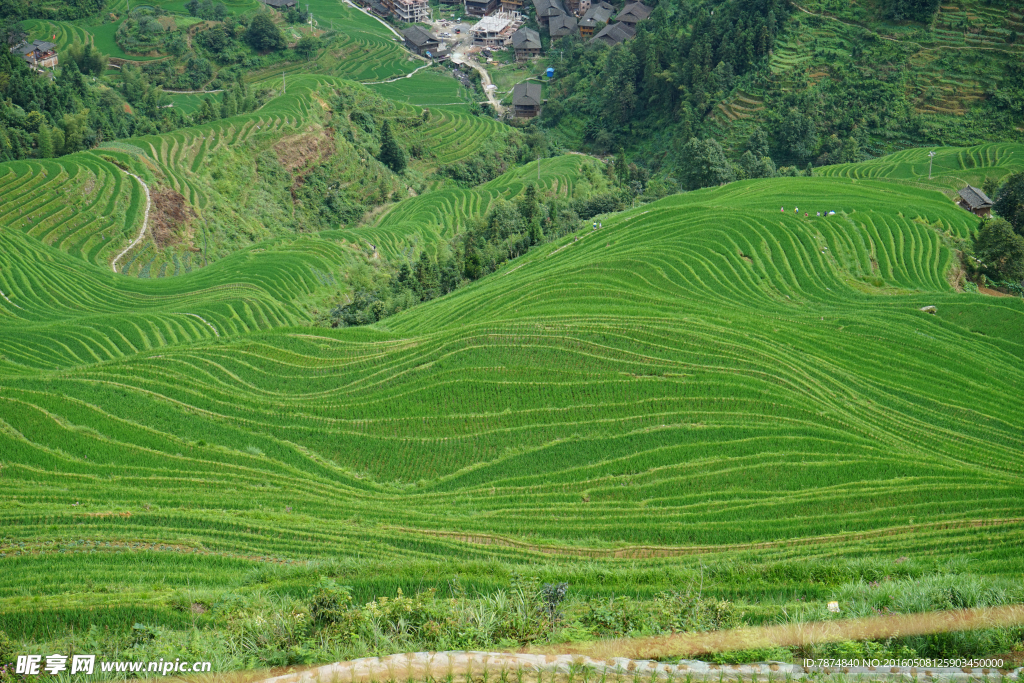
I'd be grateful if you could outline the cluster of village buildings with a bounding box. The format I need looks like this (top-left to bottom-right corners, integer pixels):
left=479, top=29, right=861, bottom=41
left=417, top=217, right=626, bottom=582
left=9, top=40, right=59, bottom=70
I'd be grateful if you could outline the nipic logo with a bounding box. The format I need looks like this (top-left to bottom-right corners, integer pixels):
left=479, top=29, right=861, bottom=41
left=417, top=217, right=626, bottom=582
left=16, top=655, right=94, bottom=675
left=15, top=655, right=211, bottom=675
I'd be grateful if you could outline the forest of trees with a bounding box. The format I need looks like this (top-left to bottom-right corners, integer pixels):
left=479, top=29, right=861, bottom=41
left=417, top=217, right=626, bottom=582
left=0, top=32, right=267, bottom=162
left=325, top=155, right=656, bottom=328
left=542, top=0, right=788, bottom=164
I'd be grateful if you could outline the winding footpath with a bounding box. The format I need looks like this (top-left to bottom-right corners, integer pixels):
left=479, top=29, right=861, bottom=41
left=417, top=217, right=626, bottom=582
left=451, top=56, right=505, bottom=114
left=261, top=650, right=1023, bottom=683
left=341, top=0, right=404, bottom=39
left=111, top=171, right=152, bottom=274
left=363, top=63, right=432, bottom=85
left=0, top=288, right=23, bottom=310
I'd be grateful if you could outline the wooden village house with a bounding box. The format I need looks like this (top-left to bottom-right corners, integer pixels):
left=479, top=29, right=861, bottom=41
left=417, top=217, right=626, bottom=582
left=958, top=185, right=993, bottom=217
left=511, top=27, right=541, bottom=60
left=548, top=14, right=577, bottom=38
left=12, top=40, right=58, bottom=68
left=465, top=0, right=499, bottom=17
left=590, top=20, right=634, bottom=45
left=512, top=82, right=542, bottom=118
left=578, top=1, right=614, bottom=37
left=403, top=26, right=440, bottom=55
left=615, top=1, right=651, bottom=28
left=533, top=0, right=566, bottom=27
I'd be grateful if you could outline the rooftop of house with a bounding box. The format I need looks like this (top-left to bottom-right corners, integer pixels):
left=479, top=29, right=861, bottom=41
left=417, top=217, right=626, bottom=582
left=403, top=25, right=439, bottom=46
left=264, top=0, right=297, bottom=8
left=616, top=1, right=651, bottom=22
left=580, top=1, right=614, bottom=25
left=511, top=27, right=541, bottom=49
left=958, top=185, right=993, bottom=209
left=548, top=14, right=577, bottom=36
left=590, top=21, right=635, bottom=44
left=513, top=81, right=542, bottom=107
left=13, top=40, right=57, bottom=55
left=533, top=0, right=566, bottom=17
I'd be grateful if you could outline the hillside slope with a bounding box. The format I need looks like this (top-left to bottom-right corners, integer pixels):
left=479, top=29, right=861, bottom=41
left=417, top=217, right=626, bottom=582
left=0, top=75, right=519, bottom=280
left=2, top=147, right=1022, bottom=611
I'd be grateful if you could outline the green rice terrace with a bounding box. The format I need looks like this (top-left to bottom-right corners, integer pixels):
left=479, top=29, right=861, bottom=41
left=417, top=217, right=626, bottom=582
left=2, top=0, right=1024, bottom=665
left=1, top=127, right=1024, bottom=668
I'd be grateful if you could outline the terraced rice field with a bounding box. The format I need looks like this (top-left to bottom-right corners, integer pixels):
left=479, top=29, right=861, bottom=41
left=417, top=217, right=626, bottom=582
left=369, top=73, right=478, bottom=106
left=354, top=155, right=592, bottom=257
left=243, top=0, right=419, bottom=84
left=20, top=18, right=166, bottom=62
left=1, top=143, right=1022, bottom=604
left=817, top=142, right=1024, bottom=193
left=0, top=75, right=507, bottom=281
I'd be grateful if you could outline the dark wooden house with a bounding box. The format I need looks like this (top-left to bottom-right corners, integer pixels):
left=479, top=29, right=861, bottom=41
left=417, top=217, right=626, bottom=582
left=958, top=185, right=993, bottom=217
left=511, top=27, right=541, bottom=60
left=403, top=26, right=440, bottom=56
left=512, top=82, right=542, bottom=118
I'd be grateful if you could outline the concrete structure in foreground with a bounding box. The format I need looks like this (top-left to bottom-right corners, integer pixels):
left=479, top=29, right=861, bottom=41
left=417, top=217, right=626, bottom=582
left=261, top=651, right=1024, bottom=683
left=470, top=11, right=523, bottom=46
left=392, top=0, right=430, bottom=21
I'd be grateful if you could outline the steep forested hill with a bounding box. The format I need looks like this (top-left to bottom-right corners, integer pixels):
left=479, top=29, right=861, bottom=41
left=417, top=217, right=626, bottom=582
left=540, top=0, right=1024, bottom=177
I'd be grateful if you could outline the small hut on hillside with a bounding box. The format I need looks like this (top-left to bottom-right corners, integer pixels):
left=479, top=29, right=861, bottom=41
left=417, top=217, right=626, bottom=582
left=958, top=185, right=993, bottom=217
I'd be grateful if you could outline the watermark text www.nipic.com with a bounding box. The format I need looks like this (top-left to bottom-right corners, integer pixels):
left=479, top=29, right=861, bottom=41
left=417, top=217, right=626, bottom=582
left=16, top=655, right=213, bottom=676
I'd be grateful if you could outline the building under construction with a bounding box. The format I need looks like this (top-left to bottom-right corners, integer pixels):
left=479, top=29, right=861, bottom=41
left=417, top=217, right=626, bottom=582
left=470, top=10, right=523, bottom=46
left=385, top=0, right=430, bottom=22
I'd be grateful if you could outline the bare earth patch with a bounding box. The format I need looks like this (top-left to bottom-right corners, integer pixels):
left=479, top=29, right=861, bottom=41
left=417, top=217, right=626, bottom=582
left=979, top=285, right=1015, bottom=298
left=273, top=129, right=336, bottom=173
left=150, top=188, right=197, bottom=249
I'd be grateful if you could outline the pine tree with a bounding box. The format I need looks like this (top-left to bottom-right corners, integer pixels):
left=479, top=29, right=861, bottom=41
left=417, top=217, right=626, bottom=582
left=37, top=124, right=53, bottom=159
left=377, top=120, right=407, bottom=174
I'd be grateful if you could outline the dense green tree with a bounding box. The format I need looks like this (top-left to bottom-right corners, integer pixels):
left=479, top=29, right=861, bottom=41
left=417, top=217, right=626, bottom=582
left=245, top=14, right=286, bottom=52
left=295, top=35, right=322, bottom=60
left=993, top=172, right=1024, bottom=237
left=221, top=89, right=237, bottom=117
left=883, top=0, right=939, bottom=22
left=36, top=123, right=52, bottom=158
left=198, top=0, right=215, bottom=19
left=213, top=2, right=228, bottom=20
left=377, top=120, right=407, bottom=174
left=974, top=218, right=1024, bottom=281
left=519, top=183, right=538, bottom=223
left=745, top=127, right=771, bottom=160
left=68, top=41, right=108, bottom=76
left=185, top=0, right=199, bottom=16
left=772, top=108, right=818, bottom=164
left=414, top=251, right=440, bottom=300
left=680, top=137, right=735, bottom=190
left=739, top=150, right=776, bottom=179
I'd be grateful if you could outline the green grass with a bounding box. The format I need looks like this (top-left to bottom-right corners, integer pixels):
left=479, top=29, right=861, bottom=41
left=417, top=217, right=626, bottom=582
left=369, top=72, right=478, bottom=106
left=0, top=75, right=509, bottom=280
left=1, top=146, right=1022, bottom=560
left=354, top=154, right=595, bottom=257
left=2, top=37, right=1024, bottom=659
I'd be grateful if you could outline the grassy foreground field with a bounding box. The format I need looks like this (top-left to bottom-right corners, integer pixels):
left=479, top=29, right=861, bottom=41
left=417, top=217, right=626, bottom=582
left=1, top=137, right=1023, bottom=666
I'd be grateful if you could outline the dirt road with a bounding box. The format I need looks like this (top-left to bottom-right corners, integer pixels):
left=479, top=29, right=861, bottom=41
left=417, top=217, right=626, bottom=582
left=111, top=171, right=152, bottom=274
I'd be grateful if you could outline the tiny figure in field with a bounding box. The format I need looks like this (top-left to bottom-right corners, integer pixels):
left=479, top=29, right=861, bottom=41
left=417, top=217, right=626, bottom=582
left=817, top=211, right=821, bottom=216
left=781, top=207, right=785, bottom=212
left=805, top=212, right=808, bottom=217
left=795, top=207, right=799, bottom=213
